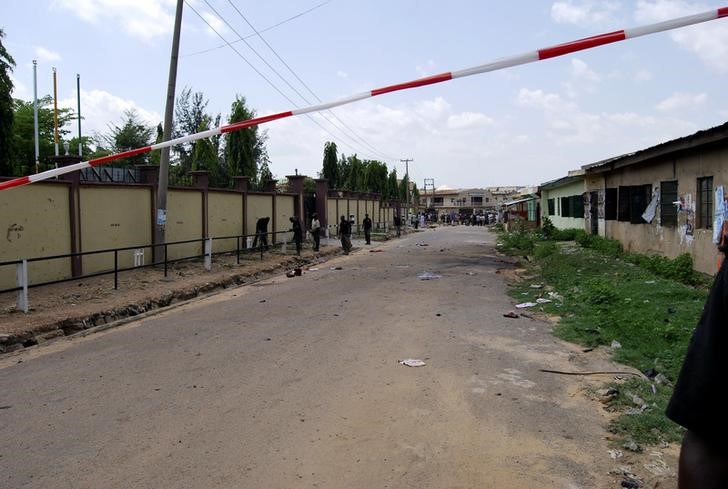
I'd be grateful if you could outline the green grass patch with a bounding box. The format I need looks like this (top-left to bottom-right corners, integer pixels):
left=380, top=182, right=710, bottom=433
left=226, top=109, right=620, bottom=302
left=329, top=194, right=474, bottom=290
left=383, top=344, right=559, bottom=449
left=502, top=237, right=709, bottom=445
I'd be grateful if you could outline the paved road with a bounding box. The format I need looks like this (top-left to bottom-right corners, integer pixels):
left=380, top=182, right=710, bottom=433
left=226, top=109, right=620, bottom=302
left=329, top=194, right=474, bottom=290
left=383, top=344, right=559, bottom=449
left=1, top=227, right=614, bottom=488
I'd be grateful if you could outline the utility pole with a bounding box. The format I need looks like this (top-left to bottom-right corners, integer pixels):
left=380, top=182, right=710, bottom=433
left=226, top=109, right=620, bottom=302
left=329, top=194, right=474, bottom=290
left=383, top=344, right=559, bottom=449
left=400, top=158, right=413, bottom=226
left=32, top=60, right=39, bottom=174
left=52, top=67, right=59, bottom=161
left=76, top=74, right=82, bottom=156
left=154, top=0, right=184, bottom=262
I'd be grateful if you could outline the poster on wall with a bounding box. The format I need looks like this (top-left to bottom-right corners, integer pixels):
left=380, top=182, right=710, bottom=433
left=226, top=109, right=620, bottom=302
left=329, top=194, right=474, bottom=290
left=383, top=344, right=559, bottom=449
left=713, top=186, right=726, bottom=244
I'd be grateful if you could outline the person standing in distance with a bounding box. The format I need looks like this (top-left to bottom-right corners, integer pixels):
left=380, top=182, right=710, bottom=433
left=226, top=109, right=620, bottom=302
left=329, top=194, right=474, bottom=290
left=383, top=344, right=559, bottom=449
left=311, top=212, right=321, bottom=252
left=289, top=216, right=302, bottom=256
left=339, top=215, right=352, bottom=255
left=363, top=213, right=372, bottom=245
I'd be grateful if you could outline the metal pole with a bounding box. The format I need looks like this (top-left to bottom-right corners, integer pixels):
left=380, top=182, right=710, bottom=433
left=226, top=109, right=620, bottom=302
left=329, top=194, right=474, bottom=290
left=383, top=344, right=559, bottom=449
left=154, top=0, right=184, bottom=263
left=52, top=67, right=59, bottom=160
left=114, top=250, right=118, bottom=290
left=33, top=60, right=39, bottom=174
left=76, top=74, right=82, bottom=156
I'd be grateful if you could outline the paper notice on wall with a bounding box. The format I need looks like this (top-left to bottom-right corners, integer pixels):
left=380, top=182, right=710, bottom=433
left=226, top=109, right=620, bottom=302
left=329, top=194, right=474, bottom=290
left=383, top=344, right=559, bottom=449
left=641, top=189, right=658, bottom=223
left=157, top=209, right=167, bottom=226
left=713, top=186, right=725, bottom=244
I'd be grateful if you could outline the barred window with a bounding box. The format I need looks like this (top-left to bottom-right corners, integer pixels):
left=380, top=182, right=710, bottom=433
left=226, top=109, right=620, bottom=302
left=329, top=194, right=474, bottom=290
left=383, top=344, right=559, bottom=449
left=604, top=188, right=617, bottom=221
left=547, top=198, right=555, bottom=216
left=697, top=176, right=713, bottom=229
left=660, top=181, right=678, bottom=227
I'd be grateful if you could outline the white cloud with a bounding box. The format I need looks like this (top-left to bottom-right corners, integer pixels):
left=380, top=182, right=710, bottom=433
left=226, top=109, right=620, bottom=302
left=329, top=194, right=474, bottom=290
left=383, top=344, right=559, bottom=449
left=9, top=75, right=30, bottom=100
left=633, top=69, right=654, bottom=82
left=550, top=0, right=623, bottom=26
left=416, top=59, right=437, bottom=77
left=571, top=58, right=600, bottom=82
left=635, top=0, right=728, bottom=72
left=655, top=92, right=707, bottom=111
left=58, top=89, right=162, bottom=136
left=446, top=112, right=494, bottom=130
left=35, top=46, right=61, bottom=63
left=200, top=10, right=228, bottom=36
left=336, top=70, right=348, bottom=79
left=52, top=0, right=176, bottom=41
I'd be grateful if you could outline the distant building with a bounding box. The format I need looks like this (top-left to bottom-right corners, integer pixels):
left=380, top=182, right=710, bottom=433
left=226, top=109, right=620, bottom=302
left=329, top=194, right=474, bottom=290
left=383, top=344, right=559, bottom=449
left=418, top=185, right=522, bottom=215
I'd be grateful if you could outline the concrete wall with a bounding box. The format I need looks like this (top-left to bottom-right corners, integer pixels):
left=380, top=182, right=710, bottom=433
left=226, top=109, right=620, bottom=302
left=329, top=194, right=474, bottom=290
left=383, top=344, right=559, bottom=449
left=167, top=189, right=203, bottom=261
left=275, top=194, right=296, bottom=242
left=591, top=146, right=728, bottom=274
left=209, top=191, right=243, bottom=253
left=0, top=183, right=72, bottom=289
left=79, top=185, right=153, bottom=274
left=541, top=180, right=586, bottom=230
left=246, top=193, right=274, bottom=236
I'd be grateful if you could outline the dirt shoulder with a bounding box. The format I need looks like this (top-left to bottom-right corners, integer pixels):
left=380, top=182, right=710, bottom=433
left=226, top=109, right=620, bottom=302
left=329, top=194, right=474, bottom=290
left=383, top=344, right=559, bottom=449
left=0, top=244, right=346, bottom=353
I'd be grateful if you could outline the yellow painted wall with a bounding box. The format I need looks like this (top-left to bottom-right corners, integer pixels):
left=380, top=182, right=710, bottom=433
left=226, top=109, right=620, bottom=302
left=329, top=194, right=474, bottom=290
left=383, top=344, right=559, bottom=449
left=276, top=194, right=295, bottom=243
left=0, top=183, right=72, bottom=289
left=167, top=190, right=203, bottom=261
left=209, top=191, right=243, bottom=253
left=246, top=194, right=273, bottom=236
left=79, top=186, right=153, bottom=274
left=327, top=198, right=339, bottom=235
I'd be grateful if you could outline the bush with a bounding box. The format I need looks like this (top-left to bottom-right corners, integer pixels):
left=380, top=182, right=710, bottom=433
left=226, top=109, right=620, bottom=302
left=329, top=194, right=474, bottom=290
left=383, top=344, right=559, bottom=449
left=534, top=241, right=558, bottom=259
left=551, top=228, right=584, bottom=241
left=497, top=230, right=536, bottom=255
left=625, top=252, right=698, bottom=285
left=582, top=278, right=619, bottom=305
left=576, top=233, right=622, bottom=257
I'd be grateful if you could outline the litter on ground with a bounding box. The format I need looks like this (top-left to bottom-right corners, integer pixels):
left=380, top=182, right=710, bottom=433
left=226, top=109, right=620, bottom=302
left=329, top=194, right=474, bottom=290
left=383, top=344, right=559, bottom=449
left=535, top=298, right=552, bottom=304
left=503, top=311, right=519, bottom=318
left=418, top=272, right=442, bottom=280
left=515, top=302, right=537, bottom=309
left=399, top=359, right=426, bottom=367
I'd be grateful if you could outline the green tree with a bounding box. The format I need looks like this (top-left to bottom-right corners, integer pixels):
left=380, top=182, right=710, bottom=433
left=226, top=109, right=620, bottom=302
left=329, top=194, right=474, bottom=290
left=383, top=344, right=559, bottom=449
left=362, top=160, right=388, bottom=195
left=256, top=156, right=273, bottom=190
left=11, top=96, right=74, bottom=175
left=1, top=29, right=16, bottom=176
left=225, top=95, right=268, bottom=183
left=386, top=169, right=398, bottom=201
left=399, top=174, right=410, bottom=202
left=191, top=115, right=220, bottom=184
left=322, top=141, right=339, bottom=187
left=174, top=87, right=215, bottom=174
left=149, top=123, right=163, bottom=166
left=101, top=109, right=154, bottom=166
left=67, top=135, right=95, bottom=160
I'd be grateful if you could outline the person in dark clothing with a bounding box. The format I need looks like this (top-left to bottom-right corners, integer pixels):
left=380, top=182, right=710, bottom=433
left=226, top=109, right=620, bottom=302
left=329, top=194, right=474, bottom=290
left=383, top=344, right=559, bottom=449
left=289, top=216, right=302, bottom=256
left=394, top=215, right=401, bottom=237
left=252, top=217, right=270, bottom=250
left=666, top=228, right=728, bottom=489
left=363, top=213, right=372, bottom=245
left=339, top=215, right=352, bottom=254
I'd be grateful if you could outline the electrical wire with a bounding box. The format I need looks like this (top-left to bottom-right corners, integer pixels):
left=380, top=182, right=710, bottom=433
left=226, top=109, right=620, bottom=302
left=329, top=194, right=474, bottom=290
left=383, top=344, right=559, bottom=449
left=181, top=0, right=333, bottom=58
left=185, top=1, right=385, bottom=161
left=194, top=0, right=390, bottom=162
left=225, top=0, right=399, bottom=162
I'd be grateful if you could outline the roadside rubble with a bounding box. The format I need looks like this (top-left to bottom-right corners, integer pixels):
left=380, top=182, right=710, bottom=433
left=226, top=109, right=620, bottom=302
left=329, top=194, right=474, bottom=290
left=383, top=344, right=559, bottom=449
left=398, top=358, right=426, bottom=367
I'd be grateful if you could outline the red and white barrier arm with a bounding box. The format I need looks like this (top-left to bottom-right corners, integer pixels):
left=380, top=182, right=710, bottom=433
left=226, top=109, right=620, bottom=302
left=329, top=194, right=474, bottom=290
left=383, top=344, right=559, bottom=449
left=2, top=6, right=726, bottom=192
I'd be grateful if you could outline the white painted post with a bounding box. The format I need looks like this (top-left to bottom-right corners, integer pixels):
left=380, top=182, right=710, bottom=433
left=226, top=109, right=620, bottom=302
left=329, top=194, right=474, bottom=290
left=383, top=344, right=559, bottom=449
left=204, top=238, right=212, bottom=271
left=16, top=259, right=28, bottom=313
left=246, top=236, right=253, bottom=249
left=134, top=248, right=145, bottom=267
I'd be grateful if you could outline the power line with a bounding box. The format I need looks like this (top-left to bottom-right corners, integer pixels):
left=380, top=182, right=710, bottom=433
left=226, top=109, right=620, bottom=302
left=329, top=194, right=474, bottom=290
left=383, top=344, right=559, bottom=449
left=185, top=1, right=385, bottom=162
left=181, top=0, right=333, bottom=58
left=225, top=0, right=398, bottom=162
left=194, top=0, right=390, bottom=162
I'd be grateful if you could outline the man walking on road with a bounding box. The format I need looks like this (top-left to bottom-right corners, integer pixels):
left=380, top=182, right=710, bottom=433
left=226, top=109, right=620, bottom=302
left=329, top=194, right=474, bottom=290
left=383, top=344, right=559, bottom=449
left=339, top=215, right=352, bottom=255
left=311, top=213, right=321, bottom=252
left=363, top=213, right=372, bottom=245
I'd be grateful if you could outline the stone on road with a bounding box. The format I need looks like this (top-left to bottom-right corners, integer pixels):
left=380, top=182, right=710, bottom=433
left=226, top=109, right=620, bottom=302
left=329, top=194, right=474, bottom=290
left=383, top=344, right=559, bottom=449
left=0, top=227, right=613, bottom=488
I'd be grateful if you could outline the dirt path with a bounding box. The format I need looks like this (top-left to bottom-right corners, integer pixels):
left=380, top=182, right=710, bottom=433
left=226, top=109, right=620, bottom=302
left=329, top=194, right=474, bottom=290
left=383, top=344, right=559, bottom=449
left=0, top=227, right=676, bottom=488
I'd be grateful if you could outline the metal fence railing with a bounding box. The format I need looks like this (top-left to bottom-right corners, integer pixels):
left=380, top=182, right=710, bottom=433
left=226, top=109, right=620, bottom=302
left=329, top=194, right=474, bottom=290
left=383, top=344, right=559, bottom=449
left=0, top=230, right=293, bottom=312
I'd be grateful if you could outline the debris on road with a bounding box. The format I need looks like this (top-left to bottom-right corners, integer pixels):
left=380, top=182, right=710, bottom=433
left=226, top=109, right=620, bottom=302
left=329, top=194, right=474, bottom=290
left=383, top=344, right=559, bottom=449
left=369, top=249, right=383, bottom=253
left=535, top=298, right=551, bottom=304
left=611, top=340, right=623, bottom=350
left=608, top=449, right=623, bottom=460
left=285, top=270, right=296, bottom=278
left=623, top=439, right=643, bottom=453
left=398, top=358, right=426, bottom=367
left=465, top=272, right=476, bottom=276
left=503, top=311, right=519, bottom=318
left=418, top=272, right=442, bottom=280
left=547, top=291, right=564, bottom=301
left=530, top=284, right=543, bottom=289
left=331, top=266, right=343, bottom=270
left=515, top=302, right=537, bottom=309
left=308, top=267, right=319, bottom=271
left=520, top=312, right=534, bottom=319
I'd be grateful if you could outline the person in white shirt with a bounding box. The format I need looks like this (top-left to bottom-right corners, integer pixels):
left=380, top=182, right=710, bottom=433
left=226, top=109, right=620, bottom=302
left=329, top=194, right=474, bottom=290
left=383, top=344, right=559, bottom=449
left=311, top=213, right=321, bottom=252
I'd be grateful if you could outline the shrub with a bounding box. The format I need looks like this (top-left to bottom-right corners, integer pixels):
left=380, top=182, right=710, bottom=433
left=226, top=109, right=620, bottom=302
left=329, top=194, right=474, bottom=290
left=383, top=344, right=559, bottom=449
left=625, top=252, right=697, bottom=285
left=534, top=241, right=558, bottom=259
left=497, top=230, right=536, bottom=255
left=582, top=278, right=619, bottom=305
left=576, top=233, right=622, bottom=257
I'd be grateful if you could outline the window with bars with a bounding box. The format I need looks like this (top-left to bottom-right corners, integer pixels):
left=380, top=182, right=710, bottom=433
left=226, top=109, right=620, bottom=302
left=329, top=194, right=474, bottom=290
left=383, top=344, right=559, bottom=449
left=572, top=194, right=584, bottom=219
left=471, top=196, right=483, bottom=205
left=660, top=181, right=678, bottom=227
left=697, top=176, right=713, bottom=229
left=618, top=185, right=652, bottom=223
left=547, top=198, right=555, bottom=216
left=561, top=197, right=570, bottom=217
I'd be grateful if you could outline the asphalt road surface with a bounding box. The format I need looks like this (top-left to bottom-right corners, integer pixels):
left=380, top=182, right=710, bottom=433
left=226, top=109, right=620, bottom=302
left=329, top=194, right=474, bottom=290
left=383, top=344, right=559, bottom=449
left=1, top=226, right=615, bottom=488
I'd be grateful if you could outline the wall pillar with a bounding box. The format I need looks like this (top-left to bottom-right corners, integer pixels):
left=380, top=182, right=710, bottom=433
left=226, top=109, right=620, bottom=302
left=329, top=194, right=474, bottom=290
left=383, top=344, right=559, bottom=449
left=286, top=175, right=306, bottom=222
left=233, top=176, right=250, bottom=237
left=191, top=170, right=209, bottom=238
left=315, top=178, right=329, bottom=229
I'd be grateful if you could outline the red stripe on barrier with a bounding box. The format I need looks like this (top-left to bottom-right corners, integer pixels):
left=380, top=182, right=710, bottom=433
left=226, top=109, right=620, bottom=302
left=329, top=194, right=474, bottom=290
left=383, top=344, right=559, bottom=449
left=719, top=7, right=728, bottom=17
left=0, top=176, right=31, bottom=191
left=539, top=30, right=626, bottom=60
left=371, top=72, right=453, bottom=97
left=89, top=146, right=152, bottom=167
left=221, top=111, right=294, bottom=133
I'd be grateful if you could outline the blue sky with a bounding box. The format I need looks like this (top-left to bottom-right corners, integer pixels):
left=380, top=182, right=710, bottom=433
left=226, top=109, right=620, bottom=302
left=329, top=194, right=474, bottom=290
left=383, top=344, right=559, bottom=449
left=2, top=0, right=728, bottom=187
